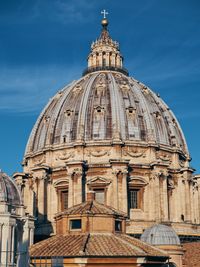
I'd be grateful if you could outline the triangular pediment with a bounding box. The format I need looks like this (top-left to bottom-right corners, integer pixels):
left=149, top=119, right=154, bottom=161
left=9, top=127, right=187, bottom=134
left=87, top=176, right=111, bottom=186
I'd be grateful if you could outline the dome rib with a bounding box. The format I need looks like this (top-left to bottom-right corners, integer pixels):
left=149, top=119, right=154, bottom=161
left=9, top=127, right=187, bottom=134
left=76, top=74, right=98, bottom=141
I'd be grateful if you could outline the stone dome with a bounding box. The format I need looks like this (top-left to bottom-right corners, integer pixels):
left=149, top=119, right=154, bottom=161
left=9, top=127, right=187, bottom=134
left=25, top=71, right=188, bottom=157
left=24, top=17, right=188, bottom=158
left=0, top=171, right=21, bottom=206
left=140, top=224, right=181, bottom=245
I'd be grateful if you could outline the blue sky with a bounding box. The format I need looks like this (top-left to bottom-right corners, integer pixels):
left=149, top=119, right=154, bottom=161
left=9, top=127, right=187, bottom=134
left=0, top=0, right=200, bottom=175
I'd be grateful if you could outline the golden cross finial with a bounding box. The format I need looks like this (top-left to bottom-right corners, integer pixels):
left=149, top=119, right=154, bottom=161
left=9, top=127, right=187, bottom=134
left=101, top=9, right=108, bottom=19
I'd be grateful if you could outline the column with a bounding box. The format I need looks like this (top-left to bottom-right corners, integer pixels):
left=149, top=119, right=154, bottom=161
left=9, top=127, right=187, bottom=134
left=185, top=180, right=191, bottom=222
left=161, top=176, right=169, bottom=221
left=116, top=54, right=121, bottom=67
left=106, top=52, right=110, bottom=66
left=111, top=53, right=116, bottom=66
left=110, top=160, right=129, bottom=213
left=67, top=161, right=85, bottom=207
left=99, top=52, right=103, bottom=66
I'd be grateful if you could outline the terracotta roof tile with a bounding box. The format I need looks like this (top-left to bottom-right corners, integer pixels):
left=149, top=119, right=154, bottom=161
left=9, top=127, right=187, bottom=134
left=30, top=233, right=168, bottom=258
left=55, top=200, right=126, bottom=217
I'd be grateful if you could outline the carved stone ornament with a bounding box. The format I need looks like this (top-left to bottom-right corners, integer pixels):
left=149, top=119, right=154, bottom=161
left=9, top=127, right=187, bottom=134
left=120, top=83, right=130, bottom=92
left=33, top=154, right=46, bottom=166
left=112, top=168, right=128, bottom=175
left=141, top=86, right=149, bottom=94
left=150, top=170, right=169, bottom=181
left=167, top=176, right=175, bottom=190
left=67, top=167, right=83, bottom=177
left=87, top=148, right=110, bottom=157
left=155, top=151, right=172, bottom=163
left=56, top=151, right=75, bottom=161
left=72, top=84, right=83, bottom=94
left=179, top=159, right=185, bottom=168
left=123, top=147, right=146, bottom=158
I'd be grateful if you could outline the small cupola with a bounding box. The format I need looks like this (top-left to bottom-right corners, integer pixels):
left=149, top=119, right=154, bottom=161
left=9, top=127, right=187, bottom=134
left=55, top=199, right=126, bottom=235
left=83, top=10, right=128, bottom=76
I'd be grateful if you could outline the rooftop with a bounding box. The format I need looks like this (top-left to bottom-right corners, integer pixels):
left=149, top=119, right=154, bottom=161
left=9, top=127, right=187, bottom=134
left=30, top=233, right=168, bottom=258
left=55, top=200, right=126, bottom=218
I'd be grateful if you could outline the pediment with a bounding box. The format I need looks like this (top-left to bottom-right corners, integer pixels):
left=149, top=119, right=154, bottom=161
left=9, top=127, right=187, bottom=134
left=87, top=176, right=111, bottom=186
left=53, top=178, right=69, bottom=188
left=129, top=176, right=148, bottom=187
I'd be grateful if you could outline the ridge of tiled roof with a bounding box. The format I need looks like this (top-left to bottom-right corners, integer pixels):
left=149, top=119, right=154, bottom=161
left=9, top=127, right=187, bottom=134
left=30, top=233, right=168, bottom=258
left=55, top=200, right=126, bottom=217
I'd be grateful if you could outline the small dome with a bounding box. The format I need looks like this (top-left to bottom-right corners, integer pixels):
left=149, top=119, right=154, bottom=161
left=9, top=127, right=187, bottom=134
left=0, top=171, right=21, bottom=206
left=140, top=224, right=180, bottom=245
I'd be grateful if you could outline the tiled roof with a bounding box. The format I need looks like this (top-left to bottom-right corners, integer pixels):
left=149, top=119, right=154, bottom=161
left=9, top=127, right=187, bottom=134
left=183, top=242, right=200, bottom=267
left=30, top=233, right=168, bottom=258
left=55, top=200, right=126, bottom=217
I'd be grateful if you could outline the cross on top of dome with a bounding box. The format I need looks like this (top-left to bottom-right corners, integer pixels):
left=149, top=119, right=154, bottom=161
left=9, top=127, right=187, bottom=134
left=101, top=9, right=109, bottom=19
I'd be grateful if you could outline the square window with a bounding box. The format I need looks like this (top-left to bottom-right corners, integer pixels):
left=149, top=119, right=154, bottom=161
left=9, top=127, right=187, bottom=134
left=52, top=257, right=63, bottom=267
left=70, top=219, right=82, bottom=230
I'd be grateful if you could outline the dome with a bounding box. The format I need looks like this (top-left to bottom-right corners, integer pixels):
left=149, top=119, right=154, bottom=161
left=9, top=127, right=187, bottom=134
left=25, top=71, right=188, bottom=156
left=0, top=171, right=21, bottom=206
left=24, top=18, right=188, bottom=158
left=140, top=224, right=181, bottom=245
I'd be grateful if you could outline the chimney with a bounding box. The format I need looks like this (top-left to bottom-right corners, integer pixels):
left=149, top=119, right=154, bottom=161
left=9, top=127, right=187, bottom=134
left=87, top=191, right=95, bottom=201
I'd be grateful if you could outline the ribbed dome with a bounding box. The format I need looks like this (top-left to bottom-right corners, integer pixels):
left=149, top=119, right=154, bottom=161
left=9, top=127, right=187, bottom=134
left=25, top=71, right=188, bottom=156
left=140, top=224, right=181, bottom=245
left=0, top=171, right=21, bottom=206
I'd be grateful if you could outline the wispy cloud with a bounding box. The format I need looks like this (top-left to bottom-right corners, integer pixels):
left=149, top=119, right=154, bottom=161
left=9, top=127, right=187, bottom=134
left=53, top=0, right=96, bottom=24
left=0, top=64, right=82, bottom=113
left=0, top=0, right=96, bottom=25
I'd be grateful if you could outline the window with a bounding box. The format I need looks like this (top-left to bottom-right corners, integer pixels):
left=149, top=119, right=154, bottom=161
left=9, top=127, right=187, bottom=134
left=61, top=191, right=68, bottom=211
left=70, top=219, right=82, bottom=230
left=130, top=189, right=139, bottom=209
left=52, top=257, right=63, bottom=267
left=115, top=220, right=122, bottom=232
left=94, top=189, right=105, bottom=204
